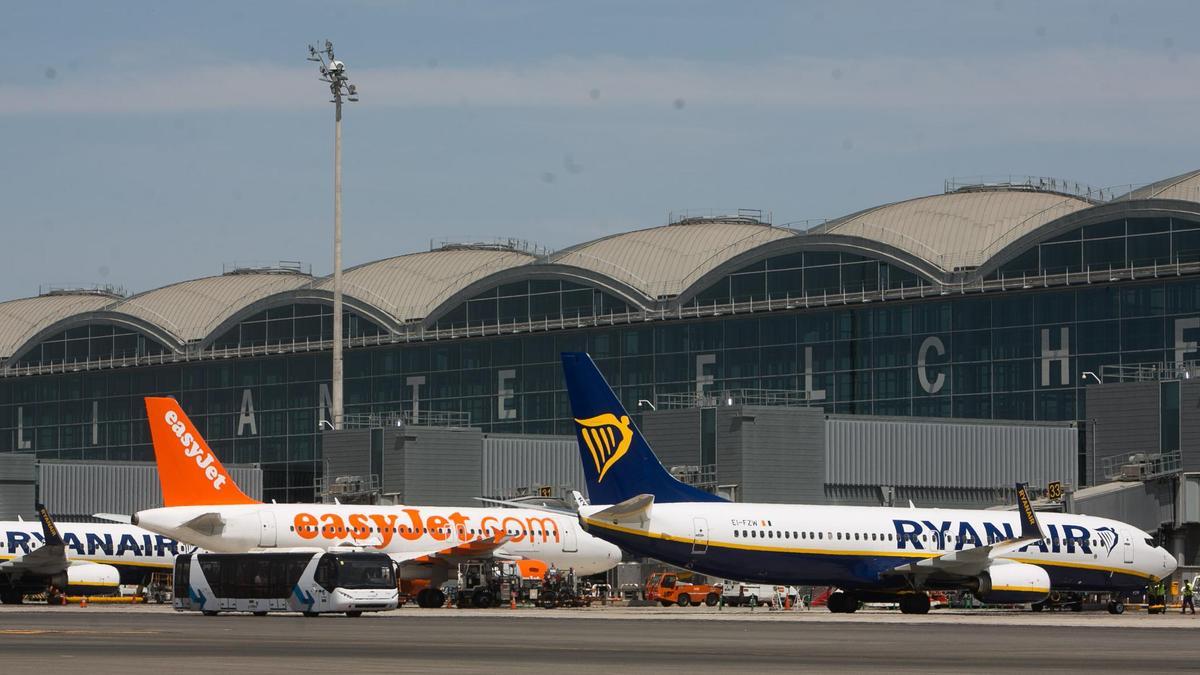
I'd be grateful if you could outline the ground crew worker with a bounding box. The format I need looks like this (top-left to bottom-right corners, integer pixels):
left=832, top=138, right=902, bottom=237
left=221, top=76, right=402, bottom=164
left=1183, top=579, right=1195, bottom=615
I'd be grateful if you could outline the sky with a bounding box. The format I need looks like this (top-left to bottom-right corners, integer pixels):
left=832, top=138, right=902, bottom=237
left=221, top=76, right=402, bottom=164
left=3, top=0, right=1199, bottom=299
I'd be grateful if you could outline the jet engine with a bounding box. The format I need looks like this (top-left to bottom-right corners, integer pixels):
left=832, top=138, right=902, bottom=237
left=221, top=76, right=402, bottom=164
left=50, top=562, right=122, bottom=596
left=972, top=561, right=1050, bottom=604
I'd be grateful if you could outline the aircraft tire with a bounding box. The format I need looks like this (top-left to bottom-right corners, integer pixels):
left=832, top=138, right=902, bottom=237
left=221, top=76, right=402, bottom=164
left=826, top=593, right=844, bottom=613
left=1031, top=601, right=1045, bottom=612
left=705, top=593, right=719, bottom=607
left=677, top=594, right=691, bottom=607
left=899, top=594, right=929, bottom=615
left=1107, top=600, right=1125, bottom=615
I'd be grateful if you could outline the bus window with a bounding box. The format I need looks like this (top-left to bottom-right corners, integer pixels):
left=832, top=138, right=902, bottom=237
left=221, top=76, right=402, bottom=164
left=328, top=553, right=394, bottom=590
left=315, top=555, right=338, bottom=592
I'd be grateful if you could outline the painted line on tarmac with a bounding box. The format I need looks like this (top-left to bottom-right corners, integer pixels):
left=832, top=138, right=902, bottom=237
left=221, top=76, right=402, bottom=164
left=0, top=629, right=162, bottom=636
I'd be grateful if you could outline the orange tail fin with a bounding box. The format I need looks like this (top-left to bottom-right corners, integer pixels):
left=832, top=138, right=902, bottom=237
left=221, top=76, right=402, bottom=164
left=144, top=397, right=259, bottom=507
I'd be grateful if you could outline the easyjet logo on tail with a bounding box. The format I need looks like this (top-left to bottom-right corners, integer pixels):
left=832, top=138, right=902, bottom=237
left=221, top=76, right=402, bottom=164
left=144, top=397, right=257, bottom=507
left=164, top=409, right=227, bottom=492
left=575, top=413, right=632, bottom=482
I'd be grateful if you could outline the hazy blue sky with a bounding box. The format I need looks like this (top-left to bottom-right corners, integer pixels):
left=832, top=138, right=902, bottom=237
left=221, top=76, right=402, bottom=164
left=3, top=1, right=1198, bottom=299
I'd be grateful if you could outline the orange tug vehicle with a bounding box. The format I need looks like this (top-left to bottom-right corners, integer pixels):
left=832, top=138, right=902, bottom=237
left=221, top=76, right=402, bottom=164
left=644, top=572, right=721, bottom=607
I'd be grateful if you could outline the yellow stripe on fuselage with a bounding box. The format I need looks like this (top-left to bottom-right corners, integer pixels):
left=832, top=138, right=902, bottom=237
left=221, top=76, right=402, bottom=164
left=583, top=517, right=1152, bottom=578
left=0, top=554, right=172, bottom=570
left=990, top=585, right=1049, bottom=593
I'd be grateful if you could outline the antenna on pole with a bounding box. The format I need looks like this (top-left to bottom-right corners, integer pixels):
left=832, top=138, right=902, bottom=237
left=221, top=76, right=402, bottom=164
left=307, top=40, right=359, bottom=430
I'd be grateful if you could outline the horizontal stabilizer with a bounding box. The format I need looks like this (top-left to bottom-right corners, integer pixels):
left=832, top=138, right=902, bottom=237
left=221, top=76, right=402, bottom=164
left=588, top=494, right=654, bottom=523
left=93, top=513, right=132, bottom=524
left=473, top=497, right=576, bottom=516
left=180, top=512, right=225, bottom=537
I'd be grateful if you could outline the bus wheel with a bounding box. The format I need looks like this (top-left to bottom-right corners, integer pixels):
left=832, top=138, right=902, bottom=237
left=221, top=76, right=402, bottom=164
left=202, top=610, right=219, bottom=617
left=253, top=611, right=268, bottom=616
left=705, top=593, right=719, bottom=607
left=676, top=594, right=691, bottom=607
left=303, top=611, right=320, bottom=618
left=345, top=611, right=362, bottom=618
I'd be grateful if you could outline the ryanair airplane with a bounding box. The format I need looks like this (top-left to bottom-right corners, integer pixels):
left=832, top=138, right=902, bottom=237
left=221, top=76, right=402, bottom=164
left=0, top=504, right=186, bottom=604
left=561, top=352, right=1177, bottom=614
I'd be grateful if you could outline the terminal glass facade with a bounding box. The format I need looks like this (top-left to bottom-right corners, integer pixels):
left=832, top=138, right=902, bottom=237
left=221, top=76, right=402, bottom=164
left=4, top=274, right=1200, bottom=502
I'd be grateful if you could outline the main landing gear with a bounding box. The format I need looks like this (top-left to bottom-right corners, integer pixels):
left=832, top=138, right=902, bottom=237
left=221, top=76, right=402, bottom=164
left=898, top=593, right=931, bottom=615
left=826, top=591, right=858, bottom=613
left=416, top=588, right=446, bottom=608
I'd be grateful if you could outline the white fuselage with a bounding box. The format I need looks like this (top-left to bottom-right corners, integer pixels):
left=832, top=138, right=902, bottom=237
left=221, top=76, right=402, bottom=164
left=1, top=521, right=187, bottom=577
left=580, top=501, right=1176, bottom=591
left=135, top=503, right=620, bottom=576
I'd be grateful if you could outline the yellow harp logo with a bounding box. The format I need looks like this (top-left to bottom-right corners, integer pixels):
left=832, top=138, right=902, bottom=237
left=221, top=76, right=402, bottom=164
left=575, top=413, right=633, bottom=482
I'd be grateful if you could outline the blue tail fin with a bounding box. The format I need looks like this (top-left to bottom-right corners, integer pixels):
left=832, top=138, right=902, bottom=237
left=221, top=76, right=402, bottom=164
left=561, top=352, right=725, bottom=505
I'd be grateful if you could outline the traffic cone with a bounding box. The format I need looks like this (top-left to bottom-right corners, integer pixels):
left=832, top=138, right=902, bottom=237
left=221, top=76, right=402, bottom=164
left=510, top=595, right=516, bottom=610
left=785, top=595, right=792, bottom=610
left=80, top=596, right=88, bottom=608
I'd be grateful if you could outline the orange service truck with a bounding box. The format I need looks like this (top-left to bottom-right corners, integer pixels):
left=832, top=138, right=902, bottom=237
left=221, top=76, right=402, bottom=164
left=644, top=572, right=721, bottom=607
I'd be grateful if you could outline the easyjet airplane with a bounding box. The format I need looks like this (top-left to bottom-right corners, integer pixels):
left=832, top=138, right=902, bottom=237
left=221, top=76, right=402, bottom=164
left=132, top=397, right=620, bottom=608
left=561, top=352, right=1177, bottom=614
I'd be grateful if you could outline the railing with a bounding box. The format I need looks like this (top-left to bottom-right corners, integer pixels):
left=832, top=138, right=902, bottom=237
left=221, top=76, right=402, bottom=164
left=341, top=410, right=471, bottom=429
left=7, top=256, right=1200, bottom=379
left=1100, top=451, right=1182, bottom=482
left=37, top=283, right=127, bottom=298
left=668, top=208, right=772, bottom=225
left=316, top=473, right=381, bottom=503
left=669, top=464, right=718, bottom=489
left=655, top=389, right=810, bottom=410
left=1101, top=361, right=1200, bottom=383
left=944, top=175, right=1105, bottom=201
left=221, top=260, right=311, bottom=276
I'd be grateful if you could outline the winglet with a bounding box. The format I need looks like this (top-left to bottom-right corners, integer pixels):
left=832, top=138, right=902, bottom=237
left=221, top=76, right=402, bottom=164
left=145, top=397, right=259, bottom=507
left=1015, top=482, right=1042, bottom=540
left=35, top=503, right=63, bottom=547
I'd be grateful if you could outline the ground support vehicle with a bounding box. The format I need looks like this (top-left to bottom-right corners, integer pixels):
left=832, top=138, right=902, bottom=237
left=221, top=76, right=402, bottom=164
left=174, top=551, right=398, bottom=617
left=644, top=572, right=720, bottom=607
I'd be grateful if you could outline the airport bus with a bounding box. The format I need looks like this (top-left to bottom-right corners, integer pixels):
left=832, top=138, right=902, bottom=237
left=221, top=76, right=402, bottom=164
left=174, top=551, right=399, bottom=617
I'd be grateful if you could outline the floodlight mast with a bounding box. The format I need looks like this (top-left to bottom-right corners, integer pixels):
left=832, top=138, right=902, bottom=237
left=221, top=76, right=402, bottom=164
left=308, top=40, right=359, bottom=431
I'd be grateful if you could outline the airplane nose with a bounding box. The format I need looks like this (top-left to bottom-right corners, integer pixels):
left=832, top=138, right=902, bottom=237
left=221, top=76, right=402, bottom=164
left=1161, top=548, right=1178, bottom=577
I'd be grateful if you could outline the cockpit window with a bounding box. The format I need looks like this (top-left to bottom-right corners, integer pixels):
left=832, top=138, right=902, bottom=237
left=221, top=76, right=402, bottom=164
left=1144, top=537, right=1155, bottom=547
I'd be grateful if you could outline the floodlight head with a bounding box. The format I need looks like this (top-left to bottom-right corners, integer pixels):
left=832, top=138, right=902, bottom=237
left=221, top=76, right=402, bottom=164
left=347, top=84, right=357, bottom=95
left=329, top=60, right=345, bottom=74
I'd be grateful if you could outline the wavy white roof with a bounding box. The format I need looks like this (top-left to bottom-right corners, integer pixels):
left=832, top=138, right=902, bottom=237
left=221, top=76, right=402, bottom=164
left=545, top=219, right=795, bottom=299
left=813, top=189, right=1094, bottom=272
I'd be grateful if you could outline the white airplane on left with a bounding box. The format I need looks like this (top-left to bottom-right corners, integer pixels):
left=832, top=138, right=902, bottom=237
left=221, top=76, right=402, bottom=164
left=0, top=504, right=188, bottom=604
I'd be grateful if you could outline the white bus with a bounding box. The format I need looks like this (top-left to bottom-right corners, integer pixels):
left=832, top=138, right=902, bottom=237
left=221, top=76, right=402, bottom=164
left=174, top=551, right=398, bottom=617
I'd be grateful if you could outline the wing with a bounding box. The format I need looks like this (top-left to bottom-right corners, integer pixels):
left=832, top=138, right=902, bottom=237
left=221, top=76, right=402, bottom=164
left=883, top=482, right=1045, bottom=579
left=1, top=504, right=69, bottom=576
left=391, top=533, right=513, bottom=568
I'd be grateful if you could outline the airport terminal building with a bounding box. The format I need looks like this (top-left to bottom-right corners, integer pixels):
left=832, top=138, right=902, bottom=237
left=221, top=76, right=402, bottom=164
left=4, top=171, right=1200, bottom=507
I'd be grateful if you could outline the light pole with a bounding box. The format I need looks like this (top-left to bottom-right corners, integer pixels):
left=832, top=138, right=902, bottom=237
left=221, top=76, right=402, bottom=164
left=308, top=40, right=359, bottom=430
